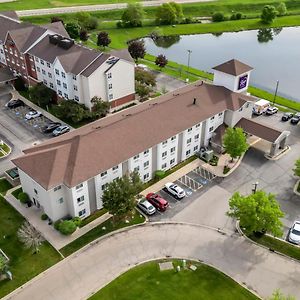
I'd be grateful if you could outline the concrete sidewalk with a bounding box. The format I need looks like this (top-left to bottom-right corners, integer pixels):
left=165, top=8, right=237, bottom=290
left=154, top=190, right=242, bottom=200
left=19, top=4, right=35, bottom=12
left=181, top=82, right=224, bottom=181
left=4, top=223, right=300, bottom=300
left=4, top=187, right=111, bottom=250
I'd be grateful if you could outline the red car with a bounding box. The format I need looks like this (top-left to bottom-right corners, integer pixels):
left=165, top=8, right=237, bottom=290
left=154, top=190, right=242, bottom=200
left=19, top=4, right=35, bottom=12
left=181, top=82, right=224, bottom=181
left=146, top=193, right=169, bottom=212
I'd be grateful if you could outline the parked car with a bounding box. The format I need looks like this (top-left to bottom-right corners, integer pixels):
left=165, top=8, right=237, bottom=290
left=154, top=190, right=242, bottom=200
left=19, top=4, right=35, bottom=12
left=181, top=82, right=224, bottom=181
left=42, top=122, right=62, bottom=133
left=25, top=110, right=42, bottom=120
left=281, top=112, right=293, bottom=121
left=265, top=106, right=278, bottom=115
left=164, top=182, right=186, bottom=199
left=288, top=221, right=300, bottom=245
left=290, top=112, right=300, bottom=125
left=52, top=125, right=70, bottom=136
left=5, top=99, right=24, bottom=109
left=146, top=192, right=169, bottom=212
left=137, top=199, right=156, bottom=215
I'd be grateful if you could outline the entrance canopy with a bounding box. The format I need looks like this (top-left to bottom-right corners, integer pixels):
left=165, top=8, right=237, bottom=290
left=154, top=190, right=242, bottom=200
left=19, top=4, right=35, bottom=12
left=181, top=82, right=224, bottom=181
left=0, top=67, right=16, bottom=84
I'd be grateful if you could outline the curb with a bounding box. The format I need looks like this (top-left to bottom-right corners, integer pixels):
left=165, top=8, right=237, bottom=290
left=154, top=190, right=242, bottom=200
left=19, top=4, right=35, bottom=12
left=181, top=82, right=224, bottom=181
left=264, top=145, right=291, bottom=161
left=293, top=179, right=300, bottom=196
left=0, top=141, right=12, bottom=160
left=236, top=221, right=300, bottom=265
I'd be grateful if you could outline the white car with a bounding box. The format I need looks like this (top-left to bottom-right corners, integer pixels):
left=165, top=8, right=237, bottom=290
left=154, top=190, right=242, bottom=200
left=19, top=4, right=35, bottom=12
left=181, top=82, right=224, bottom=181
left=137, top=199, right=156, bottom=215
left=265, top=106, right=278, bottom=115
left=288, top=221, right=300, bottom=245
left=25, top=110, right=42, bottom=120
left=164, top=182, right=186, bottom=199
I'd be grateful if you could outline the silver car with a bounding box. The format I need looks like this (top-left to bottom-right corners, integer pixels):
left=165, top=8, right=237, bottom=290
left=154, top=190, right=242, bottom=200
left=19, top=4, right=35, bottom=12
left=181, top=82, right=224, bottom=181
left=288, top=221, right=300, bottom=245
left=137, top=199, right=156, bottom=215
left=52, top=125, right=70, bottom=136
left=25, top=110, right=42, bottom=120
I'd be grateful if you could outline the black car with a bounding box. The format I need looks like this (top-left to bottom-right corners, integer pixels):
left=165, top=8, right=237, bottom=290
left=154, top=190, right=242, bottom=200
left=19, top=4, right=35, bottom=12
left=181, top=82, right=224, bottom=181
left=6, top=99, right=24, bottom=109
left=290, top=112, right=300, bottom=125
left=42, top=122, right=62, bottom=133
left=281, top=112, right=293, bottom=121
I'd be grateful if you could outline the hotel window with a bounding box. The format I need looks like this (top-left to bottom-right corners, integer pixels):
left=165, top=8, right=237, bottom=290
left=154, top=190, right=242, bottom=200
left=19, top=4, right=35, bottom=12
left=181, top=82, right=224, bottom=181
left=170, top=147, right=175, bottom=153
left=239, top=107, right=243, bottom=112
left=107, top=72, right=112, bottom=79
left=187, top=128, right=192, bottom=132
left=57, top=80, right=61, bottom=86
left=143, top=173, right=149, bottom=180
left=218, top=112, right=223, bottom=116
left=144, top=149, right=149, bottom=155
left=210, top=116, right=215, bottom=120
left=22, top=63, right=25, bottom=69
left=77, top=196, right=84, bottom=204
left=35, top=57, right=39, bottom=62
left=78, top=209, right=86, bottom=217
left=50, top=83, right=54, bottom=88
left=134, top=166, right=140, bottom=172
left=162, top=140, right=168, bottom=146
left=186, top=150, right=191, bottom=156
left=112, top=165, right=119, bottom=171
left=36, top=66, right=40, bottom=72
left=31, top=67, right=35, bottom=72
left=108, top=83, right=112, bottom=89
left=48, top=72, right=52, bottom=78
left=43, top=79, right=47, bottom=85
left=73, top=74, right=76, bottom=80
left=34, top=189, right=38, bottom=195
left=161, top=163, right=167, bottom=169
left=144, top=161, right=149, bottom=168
left=194, top=145, right=199, bottom=151
left=74, top=85, right=78, bottom=91
left=209, top=126, right=214, bottom=132
left=40, top=59, right=44, bottom=65
left=170, top=158, right=175, bottom=165
left=101, top=183, right=108, bottom=191
left=194, top=134, right=199, bottom=140
left=42, top=69, right=46, bottom=75
left=58, top=90, right=62, bottom=96
left=75, top=96, right=79, bottom=101
left=171, top=136, right=176, bottom=141
left=133, top=154, right=139, bottom=160
left=0, top=49, right=3, bottom=54
left=55, top=69, right=59, bottom=75
left=196, top=123, right=200, bottom=128
left=54, top=185, right=61, bottom=192
left=58, top=197, right=64, bottom=204
left=62, top=72, right=66, bottom=78
left=162, top=151, right=167, bottom=158
left=101, top=171, right=107, bottom=177
left=109, top=94, right=113, bottom=100
left=47, top=62, right=50, bottom=68
left=187, top=138, right=192, bottom=144
left=76, top=183, right=83, bottom=190
left=246, top=103, right=250, bottom=108
left=63, top=83, right=67, bottom=89
left=64, top=93, right=68, bottom=99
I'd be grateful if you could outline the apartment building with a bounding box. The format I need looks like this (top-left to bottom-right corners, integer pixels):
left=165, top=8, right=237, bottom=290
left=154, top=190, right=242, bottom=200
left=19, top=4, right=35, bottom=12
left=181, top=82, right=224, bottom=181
left=13, top=59, right=260, bottom=222
left=0, top=11, right=135, bottom=109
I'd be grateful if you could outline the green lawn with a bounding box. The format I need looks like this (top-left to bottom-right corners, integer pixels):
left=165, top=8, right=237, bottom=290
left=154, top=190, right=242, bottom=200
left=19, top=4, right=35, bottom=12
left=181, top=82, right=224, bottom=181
left=0, top=196, right=61, bottom=298
left=11, top=187, right=22, bottom=199
left=0, top=178, right=12, bottom=196
left=89, top=260, right=259, bottom=300
left=60, top=209, right=145, bottom=257
left=249, top=234, right=300, bottom=261
left=80, top=208, right=108, bottom=227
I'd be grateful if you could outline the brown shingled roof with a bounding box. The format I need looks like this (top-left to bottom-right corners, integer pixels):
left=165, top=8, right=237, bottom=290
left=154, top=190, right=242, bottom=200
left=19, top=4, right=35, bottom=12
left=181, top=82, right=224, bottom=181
left=213, top=59, right=253, bottom=76
left=236, top=117, right=282, bottom=142
left=13, top=82, right=255, bottom=190
left=0, top=15, right=27, bottom=42
left=0, top=11, right=19, bottom=20
left=42, top=22, right=70, bottom=38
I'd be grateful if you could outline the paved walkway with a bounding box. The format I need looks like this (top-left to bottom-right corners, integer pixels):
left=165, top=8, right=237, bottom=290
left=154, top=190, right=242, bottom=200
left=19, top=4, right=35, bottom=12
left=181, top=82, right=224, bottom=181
left=5, top=187, right=111, bottom=250
left=4, top=223, right=300, bottom=300
left=17, top=0, right=213, bottom=17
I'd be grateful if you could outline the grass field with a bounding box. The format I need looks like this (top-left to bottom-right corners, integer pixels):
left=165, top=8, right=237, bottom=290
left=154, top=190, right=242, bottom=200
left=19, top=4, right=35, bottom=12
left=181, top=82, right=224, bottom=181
left=0, top=178, right=13, bottom=195
left=89, top=260, right=259, bottom=300
left=0, top=196, right=61, bottom=298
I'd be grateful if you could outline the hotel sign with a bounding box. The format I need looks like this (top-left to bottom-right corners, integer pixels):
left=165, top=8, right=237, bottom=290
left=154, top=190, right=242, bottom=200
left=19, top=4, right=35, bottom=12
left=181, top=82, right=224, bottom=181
left=238, top=74, right=248, bottom=90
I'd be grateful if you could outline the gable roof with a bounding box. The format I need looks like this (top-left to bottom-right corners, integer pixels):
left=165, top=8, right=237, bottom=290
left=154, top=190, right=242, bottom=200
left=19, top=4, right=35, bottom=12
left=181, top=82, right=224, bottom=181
left=110, top=49, right=134, bottom=63
left=41, top=22, right=70, bottom=38
left=213, top=59, right=253, bottom=76
left=13, top=81, right=255, bottom=190
left=0, top=15, right=26, bottom=42
left=0, top=11, right=19, bottom=20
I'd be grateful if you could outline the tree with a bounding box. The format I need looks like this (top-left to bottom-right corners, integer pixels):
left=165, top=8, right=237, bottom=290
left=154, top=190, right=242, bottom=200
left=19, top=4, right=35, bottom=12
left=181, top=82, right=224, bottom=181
left=128, top=40, right=146, bottom=62
left=293, top=158, right=300, bottom=177
left=121, top=3, right=144, bottom=27
left=97, top=31, right=111, bottom=49
left=91, top=96, right=110, bottom=118
left=135, top=68, right=156, bottom=86
left=257, top=28, right=274, bottom=43
left=261, top=5, right=277, bottom=24
left=79, top=30, right=89, bottom=41
left=277, top=2, right=287, bottom=16
left=29, top=83, right=54, bottom=108
left=223, top=127, right=249, bottom=161
left=50, top=16, right=64, bottom=24
left=102, top=171, right=142, bottom=222
left=75, top=12, right=98, bottom=30
left=135, top=82, right=152, bottom=100
left=65, top=22, right=81, bottom=39
left=227, top=190, right=284, bottom=237
left=156, top=3, right=179, bottom=25
left=17, top=222, right=45, bottom=253
left=212, top=12, right=225, bottom=22
left=155, top=54, right=168, bottom=69
left=268, top=289, right=295, bottom=300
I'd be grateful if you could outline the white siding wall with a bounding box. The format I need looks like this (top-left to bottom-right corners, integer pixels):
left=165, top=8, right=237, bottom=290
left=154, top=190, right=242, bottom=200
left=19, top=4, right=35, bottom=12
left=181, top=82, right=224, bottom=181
left=203, top=112, right=225, bottom=145
left=224, top=101, right=253, bottom=127
left=181, top=122, right=202, bottom=160
left=156, top=135, right=178, bottom=171
left=53, top=59, right=69, bottom=99
left=94, top=163, right=123, bottom=209
left=128, top=148, right=152, bottom=182
left=70, top=181, right=90, bottom=218
left=34, top=56, right=55, bottom=89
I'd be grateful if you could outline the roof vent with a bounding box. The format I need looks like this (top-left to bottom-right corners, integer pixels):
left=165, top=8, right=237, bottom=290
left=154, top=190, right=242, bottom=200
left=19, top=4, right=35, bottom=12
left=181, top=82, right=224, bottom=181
left=57, top=38, right=74, bottom=50
left=193, top=98, right=197, bottom=105
left=173, top=93, right=180, bottom=96
left=49, top=34, right=62, bottom=45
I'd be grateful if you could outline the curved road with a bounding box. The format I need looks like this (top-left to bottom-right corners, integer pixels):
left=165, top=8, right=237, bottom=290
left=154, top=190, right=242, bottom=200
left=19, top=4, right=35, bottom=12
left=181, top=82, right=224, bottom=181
left=4, top=223, right=300, bottom=300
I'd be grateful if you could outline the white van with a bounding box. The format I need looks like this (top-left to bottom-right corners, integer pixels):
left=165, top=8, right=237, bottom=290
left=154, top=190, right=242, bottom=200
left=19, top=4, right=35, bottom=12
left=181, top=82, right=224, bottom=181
left=252, top=99, right=270, bottom=115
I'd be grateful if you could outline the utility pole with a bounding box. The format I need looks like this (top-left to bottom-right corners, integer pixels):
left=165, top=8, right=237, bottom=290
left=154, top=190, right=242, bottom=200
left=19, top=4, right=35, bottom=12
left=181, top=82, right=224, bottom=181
left=273, top=80, right=279, bottom=105
left=186, top=49, right=192, bottom=83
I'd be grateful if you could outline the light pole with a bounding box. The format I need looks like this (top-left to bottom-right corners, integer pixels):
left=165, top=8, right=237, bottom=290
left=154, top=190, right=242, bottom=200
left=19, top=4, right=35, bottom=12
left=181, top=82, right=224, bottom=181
left=273, top=80, right=279, bottom=105
left=186, top=49, right=192, bottom=82
left=252, top=181, right=259, bottom=194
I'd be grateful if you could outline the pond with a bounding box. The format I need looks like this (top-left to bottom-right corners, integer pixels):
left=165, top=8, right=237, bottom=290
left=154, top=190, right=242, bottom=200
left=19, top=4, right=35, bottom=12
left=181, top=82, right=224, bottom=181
left=144, top=26, right=300, bottom=102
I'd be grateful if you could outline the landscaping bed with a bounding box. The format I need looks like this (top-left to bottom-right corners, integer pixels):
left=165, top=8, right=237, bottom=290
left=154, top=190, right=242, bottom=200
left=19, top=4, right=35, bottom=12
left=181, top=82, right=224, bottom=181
left=11, top=187, right=22, bottom=200
left=60, top=209, right=145, bottom=257
left=0, top=142, right=11, bottom=158
left=89, top=260, right=258, bottom=300
left=0, top=179, right=13, bottom=196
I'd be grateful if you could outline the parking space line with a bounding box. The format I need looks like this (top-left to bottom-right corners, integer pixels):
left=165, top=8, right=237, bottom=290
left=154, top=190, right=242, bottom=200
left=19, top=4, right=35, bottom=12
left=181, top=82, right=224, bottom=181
left=178, top=174, right=202, bottom=192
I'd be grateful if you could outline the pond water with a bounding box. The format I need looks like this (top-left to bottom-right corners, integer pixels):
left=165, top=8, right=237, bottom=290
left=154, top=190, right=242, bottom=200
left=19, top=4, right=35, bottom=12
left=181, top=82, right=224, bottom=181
left=144, top=27, right=300, bottom=102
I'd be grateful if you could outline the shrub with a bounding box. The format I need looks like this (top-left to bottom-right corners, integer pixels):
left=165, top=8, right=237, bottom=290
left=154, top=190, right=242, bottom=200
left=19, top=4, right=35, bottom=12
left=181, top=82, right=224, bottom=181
left=212, top=12, right=225, bottom=22
left=72, top=217, right=82, bottom=227
left=41, top=213, right=48, bottom=221
left=18, top=192, right=29, bottom=204
left=236, top=12, right=242, bottom=20
left=54, top=220, right=62, bottom=231
left=116, top=21, right=123, bottom=28
left=223, top=166, right=231, bottom=174
left=230, top=14, right=237, bottom=20
left=155, top=170, right=166, bottom=180
left=58, top=220, right=77, bottom=235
